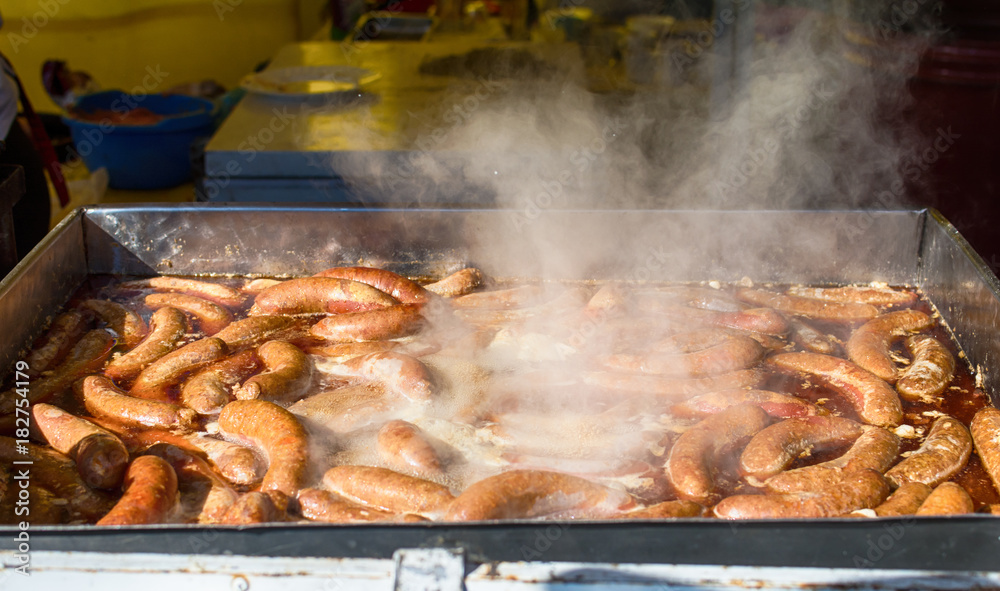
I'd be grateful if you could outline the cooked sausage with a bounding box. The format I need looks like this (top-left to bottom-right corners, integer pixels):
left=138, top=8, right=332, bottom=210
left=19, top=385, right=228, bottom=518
left=635, top=300, right=788, bottom=337
left=621, top=500, right=705, bottom=519
left=214, top=315, right=300, bottom=350
left=145, top=293, right=233, bottom=336
left=736, top=288, right=879, bottom=320
left=788, top=317, right=839, bottom=355
left=765, top=426, right=901, bottom=493
left=885, top=415, right=972, bottom=488
left=896, top=335, right=956, bottom=402
left=185, top=435, right=266, bottom=487
left=329, top=351, right=434, bottom=403
left=582, top=368, right=763, bottom=400
left=30, top=403, right=129, bottom=490
left=314, top=266, right=432, bottom=304
left=219, top=491, right=283, bottom=524
left=915, top=481, right=974, bottom=515
left=130, top=337, right=228, bottom=401
left=235, top=341, right=313, bottom=403
left=217, top=400, right=308, bottom=497
left=80, top=299, right=148, bottom=349
left=845, top=310, right=933, bottom=382
left=603, top=335, right=764, bottom=377
left=665, top=404, right=771, bottom=503
left=24, top=309, right=93, bottom=375
left=970, top=407, right=1000, bottom=496
left=786, top=286, right=918, bottom=306
left=322, top=465, right=454, bottom=515
left=310, top=304, right=425, bottom=342
left=119, top=276, right=245, bottom=308
left=443, top=469, right=633, bottom=521
left=767, top=352, right=903, bottom=427
left=181, top=350, right=262, bottom=414
left=451, top=285, right=544, bottom=309
left=873, top=482, right=933, bottom=516
left=288, top=384, right=396, bottom=433
left=377, top=420, right=443, bottom=476
left=76, top=375, right=198, bottom=431
left=143, top=442, right=238, bottom=524
left=104, top=307, right=187, bottom=381
left=714, top=469, right=890, bottom=519
left=249, top=277, right=399, bottom=315
left=739, top=416, right=864, bottom=485
left=671, top=389, right=825, bottom=419
left=424, top=268, right=483, bottom=298
left=297, top=488, right=395, bottom=523
left=97, top=455, right=178, bottom=525
left=303, top=341, right=400, bottom=361
left=241, top=278, right=283, bottom=294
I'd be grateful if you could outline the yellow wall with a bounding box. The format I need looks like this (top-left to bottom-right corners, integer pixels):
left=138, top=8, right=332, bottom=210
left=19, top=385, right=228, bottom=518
left=1, top=0, right=302, bottom=111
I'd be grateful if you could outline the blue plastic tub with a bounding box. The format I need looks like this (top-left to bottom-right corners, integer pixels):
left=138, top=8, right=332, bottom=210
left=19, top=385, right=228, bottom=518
left=63, top=91, right=216, bottom=190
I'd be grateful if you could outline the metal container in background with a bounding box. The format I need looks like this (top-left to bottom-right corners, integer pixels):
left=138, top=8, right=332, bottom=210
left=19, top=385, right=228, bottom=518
left=0, top=165, right=25, bottom=277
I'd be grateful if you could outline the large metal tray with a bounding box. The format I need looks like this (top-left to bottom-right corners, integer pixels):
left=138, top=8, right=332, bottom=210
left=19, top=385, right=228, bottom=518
left=1, top=205, right=999, bottom=581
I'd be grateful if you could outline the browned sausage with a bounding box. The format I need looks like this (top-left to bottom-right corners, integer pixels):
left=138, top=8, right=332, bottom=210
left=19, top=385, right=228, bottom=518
left=104, top=307, right=188, bottom=381
left=582, top=368, right=763, bottom=400
left=143, top=442, right=238, bottom=524
left=310, top=304, right=425, bottom=343
left=30, top=403, right=129, bottom=490
left=119, top=276, right=245, bottom=308
left=314, top=266, right=432, bottom=304
left=330, top=351, right=434, bottom=403
left=122, top=428, right=265, bottom=488
left=915, top=481, right=974, bottom=515
left=377, top=420, right=443, bottom=476
left=235, top=341, right=313, bottom=403
left=24, top=309, right=93, bottom=375
left=297, top=488, right=396, bottom=523
left=444, top=469, right=633, bottom=521
left=241, top=278, right=283, bottom=294
left=130, top=337, right=229, bottom=401
left=788, top=317, right=840, bottom=355
left=424, top=268, right=483, bottom=298
left=0, top=436, right=112, bottom=521
left=288, top=384, right=396, bottom=433
left=767, top=352, right=903, bottom=427
left=97, top=455, right=178, bottom=525
left=219, top=491, right=283, bottom=524
left=714, top=469, right=890, bottom=519
left=873, top=482, right=933, bottom=516
left=896, top=335, right=956, bottom=402
left=181, top=350, right=262, bottom=414
left=736, top=288, right=879, bottom=320
left=671, top=389, right=825, bottom=419
left=303, top=341, right=400, bottom=361
left=217, top=400, right=308, bottom=497
left=249, top=277, right=399, bottom=315
left=886, top=415, right=972, bottom=488
left=845, top=310, right=933, bottom=382
left=621, top=500, right=705, bottom=519
left=970, top=406, right=1000, bottom=496
left=786, top=286, right=918, bottom=306
left=765, top=426, right=900, bottom=493
left=80, top=300, right=148, bottom=349
left=214, top=315, right=300, bottom=350
left=739, top=416, right=864, bottom=485
left=665, top=404, right=771, bottom=503
left=602, top=335, right=764, bottom=377
left=451, top=285, right=544, bottom=309
left=634, top=300, right=788, bottom=337
left=144, top=293, right=233, bottom=336
left=322, top=465, right=454, bottom=515
left=76, top=375, right=198, bottom=431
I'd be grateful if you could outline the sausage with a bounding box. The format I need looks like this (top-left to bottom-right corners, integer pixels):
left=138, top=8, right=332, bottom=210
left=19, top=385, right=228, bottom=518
left=915, top=481, right=974, bottom=515
left=671, top=389, right=825, bottom=419
left=144, top=293, right=233, bottom=336
left=143, top=442, right=238, bottom=524
left=765, top=426, right=901, bottom=493
left=424, top=268, right=483, bottom=298
left=0, top=329, right=115, bottom=417
left=621, top=500, right=705, bottom=519
left=217, top=400, right=309, bottom=497
left=451, top=285, right=544, bottom=309
left=444, top=469, right=633, bottom=521
left=97, top=455, right=178, bottom=525
left=602, top=335, right=764, bottom=377
left=30, top=403, right=129, bottom=490
left=249, top=277, right=399, bottom=315
left=297, top=488, right=396, bottom=523
left=241, top=278, right=283, bottom=294
left=322, top=465, right=454, bottom=515
left=971, top=407, right=1000, bottom=496
left=220, top=491, right=283, bottom=524
left=130, top=337, right=229, bottom=401
left=0, top=436, right=112, bottom=521
left=104, top=307, right=188, bottom=381
left=635, top=300, right=788, bottom=337
left=310, top=304, right=425, bottom=342
left=714, top=469, right=890, bottom=519
left=80, top=299, right=149, bottom=349
left=739, top=416, right=864, bottom=485
left=235, top=341, right=313, bottom=403
left=873, top=482, right=933, bottom=516
left=377, top=420, right=443, bottom=476
left=736, top=288, right=879, bottom=320
left=665, top=404, right=771, bottom=503
left=788, top=317, right=840, bottom=355
left=330, top=351, right=434, bottom=403
left=214, top=315, right=300, bottom=350
left=885, top=415, right=972, bottom=488
left=288, top=383, right=396, bottom=433
left=314, top=266, right=432, bottom=304
left=119, top=276, right=245, bottom=308
left=582, top=368, right=764, bottom=400
left=76, top=375, right=198, bottom=431
left=767, top=352, right=903, bottom=427
left=181, top=350, right=262, bottom=414
left=896, top=335, right=956, bottom=402
left=24, top=309, right=92, bottom=375
left=786, top=286, right=918, bottom=306
left=122, top=428, right=265, bottom=488
left=845, top=310, right=933, bottom=382
left=303, top=341, right=400, bottom=361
